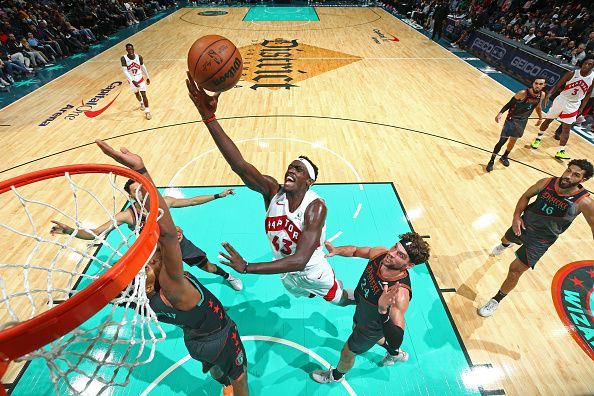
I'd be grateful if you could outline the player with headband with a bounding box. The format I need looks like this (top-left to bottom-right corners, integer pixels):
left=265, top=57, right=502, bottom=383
left=185, top=74, right=355, bottom=306
left=312, top=233, right=430, bottom=382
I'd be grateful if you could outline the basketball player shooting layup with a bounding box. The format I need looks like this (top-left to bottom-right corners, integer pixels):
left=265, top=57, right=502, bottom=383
left=185, top=72, right=354, bottom=307
left=121, top=43, right=152, bottom=120
left=95, top=140, right=249, bottom=396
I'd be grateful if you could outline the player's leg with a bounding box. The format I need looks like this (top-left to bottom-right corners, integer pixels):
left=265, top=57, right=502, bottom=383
left=191, top=259, right=243, bottom=291
left=555, top=122, right=572, bottom=159
left=532, top=98, right=564, bottom=148
left=312, top=326, right=376, bottom=383
left=140, top=90, right=151, bottom=119
left=478, top=258, right=530, bottom=317
left=499, top=137, right=518, bottom=167
left=230, top=371, right=249, bottom=396
left=487, top=135, right=508, bottom=172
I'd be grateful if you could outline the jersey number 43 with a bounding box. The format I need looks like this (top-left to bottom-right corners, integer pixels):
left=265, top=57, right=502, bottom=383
left=272, top=235, right=294, bottom=255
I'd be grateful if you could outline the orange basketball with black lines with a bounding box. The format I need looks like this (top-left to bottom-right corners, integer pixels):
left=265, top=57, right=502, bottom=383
left=187, top=35, right=243, bottom=92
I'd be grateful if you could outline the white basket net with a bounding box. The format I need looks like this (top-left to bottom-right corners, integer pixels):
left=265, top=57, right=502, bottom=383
left=0, top=171, right=165, bottom=395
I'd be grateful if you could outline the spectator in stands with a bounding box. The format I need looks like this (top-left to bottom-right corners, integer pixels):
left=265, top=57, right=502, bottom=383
left=571, top=43, right=587, bottom=65
left=26, top=32, right=57, bottom=62
left=5, top=33, right=46, bottom=68
left=522, top=27, right=537, bottom=45
left=538, top=31, right=560, bottom=55
left=451, top=9, right=489, bottom=48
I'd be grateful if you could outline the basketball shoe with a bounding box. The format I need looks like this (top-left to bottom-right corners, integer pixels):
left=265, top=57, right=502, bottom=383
left=478, top=298, right=499, bottom=317
left=381, top=350, right=409, bottom=366
left=226, top=274, right=243, bottom=291
left=530, top=138, right=541, bottom=149
left=222, top=384, right=234, bottom=396
left=311, top=367, right=344, bottom=384
left=145, top=112, right=152, bottom=120
left=490, top=243, right=512, bottom=256
left=555, top=150, right=570, bottom=160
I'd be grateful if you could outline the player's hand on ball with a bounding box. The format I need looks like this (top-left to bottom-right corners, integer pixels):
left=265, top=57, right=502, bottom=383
left=95, top=139, right=145, bottom=172
left=219, top=241, right=247, bottom=273
left=378, top=283, right=401, bottom=314
left=324, top=241, right=336, bottom=257
left=186, top=71, right=220, bottom=119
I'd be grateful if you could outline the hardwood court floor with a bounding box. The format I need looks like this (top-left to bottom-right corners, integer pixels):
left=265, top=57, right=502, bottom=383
left=1, top=7, right=592, bottom=395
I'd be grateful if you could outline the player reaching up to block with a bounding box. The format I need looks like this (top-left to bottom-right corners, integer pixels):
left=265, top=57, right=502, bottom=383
left=95, top=139, right=249, bottom=396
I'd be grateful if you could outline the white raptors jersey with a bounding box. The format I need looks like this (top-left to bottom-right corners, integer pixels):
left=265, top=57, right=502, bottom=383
left=124, top=54, right=143, bottom=82
left=559, top=69, right=594, bottom=102
left=265, top=189, right=327, bottom=272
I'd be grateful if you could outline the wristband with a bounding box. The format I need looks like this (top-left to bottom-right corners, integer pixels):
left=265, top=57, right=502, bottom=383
left=135, top=166, right=147, bottom=174
left=214, top=193, right=220, bottom=199
left=202, top=114, right=216, bottom=124
left=242, top=262, right=249, bottom=274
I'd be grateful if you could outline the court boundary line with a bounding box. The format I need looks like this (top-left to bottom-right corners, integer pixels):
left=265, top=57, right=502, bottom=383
left=139, top=335, right=357, bottom=396
left=390, top=182, right=505, bottom=396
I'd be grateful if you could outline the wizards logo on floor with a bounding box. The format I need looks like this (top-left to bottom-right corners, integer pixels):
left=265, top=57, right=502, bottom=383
left=238, top=38, right=361, bottom=90
left=551, top=260, right=594, bottom=360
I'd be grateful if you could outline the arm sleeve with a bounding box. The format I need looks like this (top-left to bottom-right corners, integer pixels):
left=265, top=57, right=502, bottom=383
left=380, top=312, right=404, bottom=354
left=121, top=65, right=133, bottom=82
left=500, top=97, right=517, bottom=114
left=141, top=63, right=150, bottom=79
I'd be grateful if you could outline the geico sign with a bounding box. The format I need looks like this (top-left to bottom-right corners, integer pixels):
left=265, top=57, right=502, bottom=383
left=471, top=38, right=506, bottom=60
left=510, top=57, right=561, bottom=84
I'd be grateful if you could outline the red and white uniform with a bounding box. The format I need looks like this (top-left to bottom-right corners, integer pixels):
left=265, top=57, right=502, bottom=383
left=123, top=54, right=146, bottom=92
left=265, top=188, right=343, bottom=303
left=547, top=69, right=594, bottom=124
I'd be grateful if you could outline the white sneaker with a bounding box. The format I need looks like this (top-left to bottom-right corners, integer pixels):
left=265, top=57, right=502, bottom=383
left=478, top=298, right=499, bottom=317
left=490, top=243, right=512, bottom=256
left=576, top=115, right=586, bottom=124
left=311, top=367, right=344, bottom=384
left=140, top=102, right=145, bottom=111
left=226, top=274, right=243, bottom=291
left=381, top=350, right=408, bottom=366
left=145, top=112, right=152, bottom=120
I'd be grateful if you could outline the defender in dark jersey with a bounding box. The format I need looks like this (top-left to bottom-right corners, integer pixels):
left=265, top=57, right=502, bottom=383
left=486, top=77, right=545, bottom=172
left=50, top=182, right=244, bottom=291
left=95, top=140, right=249, bottom=395
left=479, top=159, right=594, bottom=317
left=311, top=232, right=430, bottom=384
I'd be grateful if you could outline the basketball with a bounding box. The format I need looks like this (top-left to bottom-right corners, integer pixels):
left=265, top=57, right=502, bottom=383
left=187, top=35, right=243, bottom=92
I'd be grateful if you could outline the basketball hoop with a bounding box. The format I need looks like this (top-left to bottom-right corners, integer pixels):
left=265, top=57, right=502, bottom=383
left=0, top=164, right=165, bottom=395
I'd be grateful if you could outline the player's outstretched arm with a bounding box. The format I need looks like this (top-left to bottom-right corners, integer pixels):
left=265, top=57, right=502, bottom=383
left=95, top=140, right=191, bottom=305
left=185, top=72, right=279, bottom=200
left=324, top=241, right=387, bottom=260
left=50, top=210, right=134, bottom=240
left=165, top=188, right=235, bottom=208
left=219, top=199, right=327, bottom=274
